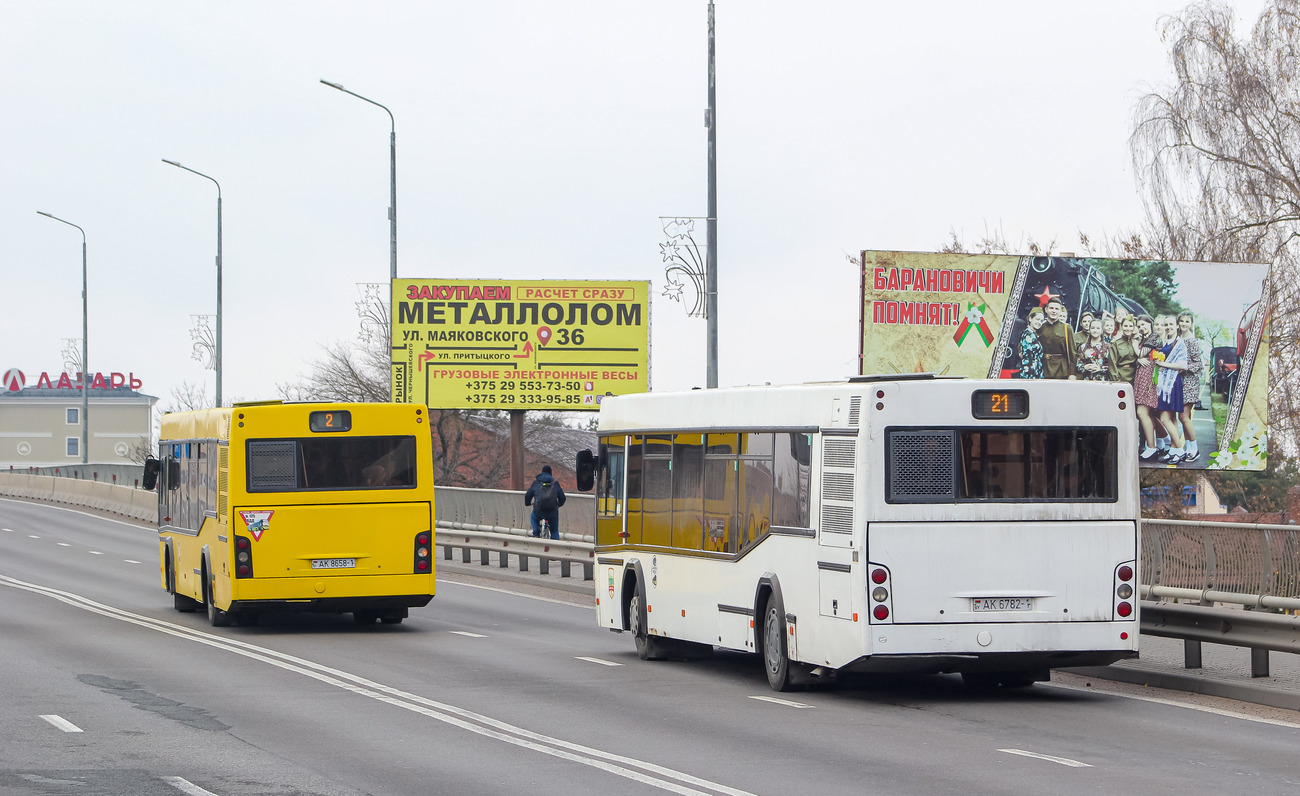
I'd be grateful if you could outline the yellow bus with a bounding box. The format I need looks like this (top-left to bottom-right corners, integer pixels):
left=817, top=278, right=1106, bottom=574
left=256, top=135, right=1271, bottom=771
left=144, top=401, right=436, bottom=627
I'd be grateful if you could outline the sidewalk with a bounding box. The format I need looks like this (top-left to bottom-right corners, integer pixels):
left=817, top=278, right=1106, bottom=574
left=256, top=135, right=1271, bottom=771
left=436, top=556, right=1300, bottom=712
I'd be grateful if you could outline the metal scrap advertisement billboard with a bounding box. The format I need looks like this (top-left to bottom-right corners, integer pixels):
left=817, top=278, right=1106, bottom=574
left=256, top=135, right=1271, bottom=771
left=860, top=250, right=1271, bottom=471
left=391, top=279, right=650, bottom=411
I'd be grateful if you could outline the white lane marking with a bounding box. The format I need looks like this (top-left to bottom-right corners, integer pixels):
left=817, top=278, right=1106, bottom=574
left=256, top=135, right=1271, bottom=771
left=162, top=776, right=220, bottom=796
left=748, top=695, right=814, bottom=709
left=39, top=714, right=83, bottom=733
left=449, top=630, right=487, bottom=638
left=1, top=574, right=754, bottom=796
left=28, top=535, right=40, bottom=539
left=88, top=551, right=103, bottom=555
left=0, top=496, right=152, bottom=530
left=576, top=656, right=622, bottom=667
left=1044, top=680, right=1300, bottom=729
left=2, top=527, right=13, bottom=532
left=124, top=559, right=141, bottom=564
left=57, top=543, right=71, bottom=547
left=998, top=748, right=1092, bottom=768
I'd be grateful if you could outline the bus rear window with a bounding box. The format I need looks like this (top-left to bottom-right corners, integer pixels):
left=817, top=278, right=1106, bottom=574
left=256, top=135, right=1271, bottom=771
left=887, top=428, right=1117, bottom=503
left=247, top=436, right=417, bottom=492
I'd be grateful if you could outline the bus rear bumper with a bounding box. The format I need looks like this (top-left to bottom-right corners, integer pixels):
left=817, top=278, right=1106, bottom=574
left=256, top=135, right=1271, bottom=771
left=229, top=594, right=433, bottom=616
left=838, top=619, right=1139, bottom=675
left=840, top=648, right=1136, bottom=676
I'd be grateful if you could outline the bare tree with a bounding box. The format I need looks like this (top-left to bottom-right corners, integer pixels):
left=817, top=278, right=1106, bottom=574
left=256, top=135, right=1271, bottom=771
left=1131, top=0, right=1300, bottom=451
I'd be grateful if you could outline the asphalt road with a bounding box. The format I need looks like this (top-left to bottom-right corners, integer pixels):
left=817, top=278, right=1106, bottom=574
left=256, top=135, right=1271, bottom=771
left=2, top=497, right=1299, bottom=796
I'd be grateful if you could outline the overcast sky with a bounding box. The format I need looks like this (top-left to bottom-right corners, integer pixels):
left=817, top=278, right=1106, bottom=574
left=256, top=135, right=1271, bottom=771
left=1, top=1, right=1269, bottom=410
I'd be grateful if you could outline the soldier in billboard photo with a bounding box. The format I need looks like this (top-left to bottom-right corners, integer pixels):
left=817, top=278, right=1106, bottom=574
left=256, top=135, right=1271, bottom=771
left=1015, top=307, right=1045, bottom=379
left=1107, top=314, right=1140, bottom=385
left=1040, top=297, right=1076, bottom=379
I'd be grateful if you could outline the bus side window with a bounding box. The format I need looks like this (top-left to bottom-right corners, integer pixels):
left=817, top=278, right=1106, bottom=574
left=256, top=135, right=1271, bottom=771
left=671, top=434, right=704, bottom=551
left=704, top=433, right=738, bottom=554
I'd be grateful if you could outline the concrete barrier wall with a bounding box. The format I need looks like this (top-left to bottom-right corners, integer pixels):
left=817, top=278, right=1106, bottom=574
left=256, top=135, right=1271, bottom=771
left=0, top=472, right=156, bottom=524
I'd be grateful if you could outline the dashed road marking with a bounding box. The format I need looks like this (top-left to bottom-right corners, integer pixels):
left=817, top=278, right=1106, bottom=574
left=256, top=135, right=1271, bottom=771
left=39, top=714, right=83, bottom=733
left=88, top=551, right=103, bottom=555
left=748, top=695, right=813, bottom=709
left=57, top=543, right=70, bottom=547
left=449, top=630, right=487, bottom=638
left=998, top=748, right=1091, bottom=768
left=162, top=776, right=221, bottom=796
left=575, top=656, right=621, bottom=667
left=28, top=535, right=40, bottom=539
left=125, top=559, right=141, bottom=564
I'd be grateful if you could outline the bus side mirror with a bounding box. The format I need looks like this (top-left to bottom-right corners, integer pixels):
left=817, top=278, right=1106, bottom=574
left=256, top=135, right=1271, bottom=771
left=575, top=448, right=595, bottom=492
left=142, top=457, right=160, bottom=491
left=167, top=458, right=181, bottom=490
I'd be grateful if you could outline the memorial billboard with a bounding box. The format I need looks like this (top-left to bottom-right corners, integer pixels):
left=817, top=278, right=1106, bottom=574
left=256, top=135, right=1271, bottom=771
left=860, top=250, right=1271, bottom=471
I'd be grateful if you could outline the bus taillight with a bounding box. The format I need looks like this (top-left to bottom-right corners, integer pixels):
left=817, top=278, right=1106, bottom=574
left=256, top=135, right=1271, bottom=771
left=868, top=563, right=893, bottom=623
left=1114, top=560, right=1136, bottom=620
left=414, top=531, right=432, bottom=572
left=234, top=536, right=253, bottom=578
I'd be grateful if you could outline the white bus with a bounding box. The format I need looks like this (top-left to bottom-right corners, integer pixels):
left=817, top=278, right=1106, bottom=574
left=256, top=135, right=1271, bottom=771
left=576, top=376, right=1139, bottom=691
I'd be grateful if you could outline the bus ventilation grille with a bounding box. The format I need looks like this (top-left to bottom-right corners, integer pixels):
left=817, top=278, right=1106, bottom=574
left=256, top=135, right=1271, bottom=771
left=847, top=397, right=861, bottom=427
left=888, top=431, right=956, bottom=502
left=247, top=440, right=298, bottom=491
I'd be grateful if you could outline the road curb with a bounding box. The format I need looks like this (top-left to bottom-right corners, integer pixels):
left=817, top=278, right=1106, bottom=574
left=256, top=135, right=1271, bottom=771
left=1062, top=665, right=1300, bottom=712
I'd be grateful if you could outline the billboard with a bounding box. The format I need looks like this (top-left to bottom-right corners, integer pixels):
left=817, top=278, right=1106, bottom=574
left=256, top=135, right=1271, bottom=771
left=391, top=279, right=650, bottom=411
left=860, top=251, right=1271, bottom=471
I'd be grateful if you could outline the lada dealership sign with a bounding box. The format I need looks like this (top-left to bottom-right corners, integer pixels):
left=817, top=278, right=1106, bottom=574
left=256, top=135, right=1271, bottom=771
left=3, top=368, right=144, bottom=391
left=390, top=279, right=650, bottom=411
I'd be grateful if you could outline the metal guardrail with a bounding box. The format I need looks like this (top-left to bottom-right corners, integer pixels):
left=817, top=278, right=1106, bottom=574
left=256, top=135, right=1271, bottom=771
left=432, top=485, right=596, bottom=582
left=1143, top=517, right=1300, bottom=599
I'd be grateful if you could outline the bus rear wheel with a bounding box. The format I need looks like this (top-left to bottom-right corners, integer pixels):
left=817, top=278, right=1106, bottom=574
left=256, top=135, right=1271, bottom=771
left=762, top=593, right=792, bottom=692
left=629, top=592, right=667, bottom=661
left=204, top=567, right=231, bottom=628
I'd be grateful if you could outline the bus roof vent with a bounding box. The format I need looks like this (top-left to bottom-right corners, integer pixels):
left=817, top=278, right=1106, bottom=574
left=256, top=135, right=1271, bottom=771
left=888, top=431, right=956, bottom=502
left=847, top=396, right=861, bottom=427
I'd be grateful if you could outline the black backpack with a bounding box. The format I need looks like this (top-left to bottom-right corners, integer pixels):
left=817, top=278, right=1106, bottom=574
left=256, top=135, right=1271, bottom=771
left=536, top=480, right=560, bottom=512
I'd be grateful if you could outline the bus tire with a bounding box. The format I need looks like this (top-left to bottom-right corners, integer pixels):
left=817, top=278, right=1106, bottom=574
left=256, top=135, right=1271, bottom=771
left=204, top=565, right=232, bottom=628
left=629, top=592, right=667, bottom=661
left=762, top=593, right=792, bottom=692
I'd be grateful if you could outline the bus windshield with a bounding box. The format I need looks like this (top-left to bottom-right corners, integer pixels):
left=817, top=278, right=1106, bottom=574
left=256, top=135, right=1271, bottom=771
left=247, top=436, right=417, bottom=491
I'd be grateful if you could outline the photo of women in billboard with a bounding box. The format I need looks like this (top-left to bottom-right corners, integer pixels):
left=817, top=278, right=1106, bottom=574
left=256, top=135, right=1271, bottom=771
left=1015, top=307, right=1045, bottom=379
left=986, top=256, right=1270, bottom=471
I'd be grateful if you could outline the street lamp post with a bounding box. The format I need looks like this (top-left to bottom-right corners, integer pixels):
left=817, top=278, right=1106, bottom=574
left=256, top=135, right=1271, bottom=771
left=162, top=159, right=223, bottom=407
left=705, top=0, right=718, bottom=389
left=36, top=211, right=89, bottom=464
left=321, top=79, right=397, bottom=281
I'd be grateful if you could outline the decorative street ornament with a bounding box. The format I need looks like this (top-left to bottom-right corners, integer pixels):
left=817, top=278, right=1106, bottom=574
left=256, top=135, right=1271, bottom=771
left=60, top=338, right=82, bottom=375
left=659, top=216, right=709, bottom=319
left=190, top=315, right=216, bottom=370
left=356, top=282, right=389, bottom=344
